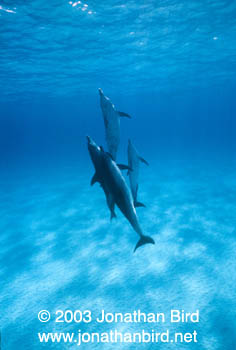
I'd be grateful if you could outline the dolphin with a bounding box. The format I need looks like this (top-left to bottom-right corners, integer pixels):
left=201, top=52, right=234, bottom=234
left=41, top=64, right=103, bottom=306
left=99, top=88, right=131, bottom=161
left=87, top=136, right=155, bottom=252
left=87, top=137, right=117, bottom=220
left=87, top=137, right=131, bottom=220
left=128, top=139, right=149, bottom=208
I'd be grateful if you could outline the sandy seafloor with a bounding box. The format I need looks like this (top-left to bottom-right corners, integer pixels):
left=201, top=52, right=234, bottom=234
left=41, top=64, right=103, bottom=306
left=1, top=157, right=236, bottom=350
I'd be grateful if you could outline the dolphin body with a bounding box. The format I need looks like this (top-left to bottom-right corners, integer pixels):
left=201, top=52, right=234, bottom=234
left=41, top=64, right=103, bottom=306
left=128, top=139, right=149, bottom=208
left=99, top=88, right=131, bottom=161
left=87, top=136, right=155, bottom=252
left=87, top=136, right=117, bottom=220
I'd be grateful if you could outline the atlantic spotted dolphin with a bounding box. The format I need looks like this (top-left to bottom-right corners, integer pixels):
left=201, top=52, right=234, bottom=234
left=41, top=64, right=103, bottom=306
left=87, top=136, right=155, bottom=252
left=87, top=136, right=117, bottom=219
left=99, top=88, right=131, bottom=160
left=128, top=139, right=149, bottom=208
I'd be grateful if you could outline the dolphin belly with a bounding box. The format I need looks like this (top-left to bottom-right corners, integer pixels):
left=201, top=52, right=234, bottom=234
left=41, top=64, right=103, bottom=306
left=104, top=114, right=120, bottom=160
left=128, top=140, right=147, bottom=208
left=101, top=183, right=116, bottom=220
left=129, top=161, right=139, bottom=202
left=99, top=90, right=120, bottom=160
left=128, top=142, right=140, bottom=204
left=87, top=136, right=116, bottom=219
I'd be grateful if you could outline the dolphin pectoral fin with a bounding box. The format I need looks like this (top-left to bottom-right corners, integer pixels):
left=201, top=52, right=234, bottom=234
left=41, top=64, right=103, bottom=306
left=90, top=173, right=99, bottom=186
left=118, top=111, right=131, bottom=118
left=134, top=201, right=146, bottom=208
left=117, top=164, right=132, bottom=171
left=134, top=235, right=155, bottom=252
left=139, top=156, right=149, bottom=166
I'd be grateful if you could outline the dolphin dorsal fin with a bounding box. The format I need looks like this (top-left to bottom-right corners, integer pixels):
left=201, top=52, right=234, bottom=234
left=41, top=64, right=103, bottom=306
left=139, top=156, right=149, bottom=166
left=118, top=111, right=131, bottom=119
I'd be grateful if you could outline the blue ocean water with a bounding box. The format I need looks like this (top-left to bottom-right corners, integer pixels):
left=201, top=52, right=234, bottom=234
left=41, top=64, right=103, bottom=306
left=1, top=1, right=236, bottom=349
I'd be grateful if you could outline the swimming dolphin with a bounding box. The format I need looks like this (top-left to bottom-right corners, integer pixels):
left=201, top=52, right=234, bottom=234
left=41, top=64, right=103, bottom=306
left=87, top=136, right=155, bottom=252
left=99, top=88, right=131, bottom=160
left=87, top=137, right=117, bottom=219
left=87, top=137, right=131, bottom=220
left=128, top=139, right=149, bottom=208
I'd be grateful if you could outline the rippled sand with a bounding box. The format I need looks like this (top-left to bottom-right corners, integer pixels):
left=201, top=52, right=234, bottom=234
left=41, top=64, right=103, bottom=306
left=1, top=159, right=236, bottom=349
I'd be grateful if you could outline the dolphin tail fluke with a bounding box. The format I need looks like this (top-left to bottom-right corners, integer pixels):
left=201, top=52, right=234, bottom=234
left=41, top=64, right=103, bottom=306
left=134, top=201, right=146, bottom=208
left=134, top=235, right=155, bottom=252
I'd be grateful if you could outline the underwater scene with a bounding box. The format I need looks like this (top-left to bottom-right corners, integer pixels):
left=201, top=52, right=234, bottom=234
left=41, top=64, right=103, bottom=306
left=1, top=0, right=236, bottom=349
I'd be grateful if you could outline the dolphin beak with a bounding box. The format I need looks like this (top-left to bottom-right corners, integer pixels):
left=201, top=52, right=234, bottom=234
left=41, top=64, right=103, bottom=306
left=98, top=88, right=103, bottom=96
left=86, top=135, right=91, bottom=144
